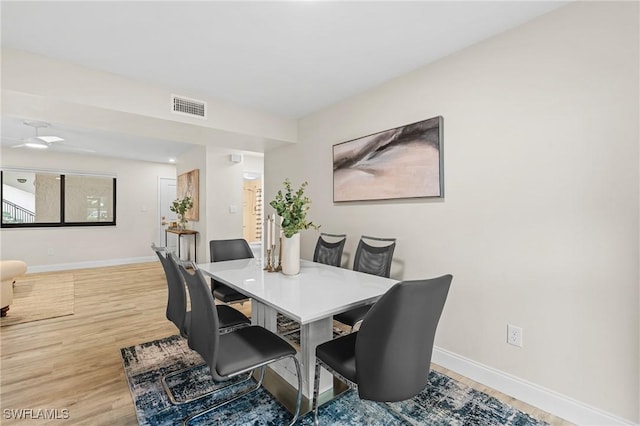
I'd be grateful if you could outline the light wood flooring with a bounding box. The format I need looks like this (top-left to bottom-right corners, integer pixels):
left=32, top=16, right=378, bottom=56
left=0, top=262, right=572, bottom=425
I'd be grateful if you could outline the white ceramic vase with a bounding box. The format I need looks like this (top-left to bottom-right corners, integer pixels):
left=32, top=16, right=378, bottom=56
left=281, top=233, right=300, bottom=275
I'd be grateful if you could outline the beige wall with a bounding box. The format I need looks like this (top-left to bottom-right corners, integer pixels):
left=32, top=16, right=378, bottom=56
left=0, top=149, right=176, bottom=269
left=266, top=2, right=639, bottom=422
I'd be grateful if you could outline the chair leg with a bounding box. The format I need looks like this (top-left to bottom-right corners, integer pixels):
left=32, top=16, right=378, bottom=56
left=181, top=355, right=302, bottom=426
left=312, top=359, right=322, bottom=426
left=161, top=362, right=205, bottom=404
left=162, top=362, right=252, bottom=405
left=182, top=366, right=266, bottom=425
left=288, top=355, right=303, bottom=426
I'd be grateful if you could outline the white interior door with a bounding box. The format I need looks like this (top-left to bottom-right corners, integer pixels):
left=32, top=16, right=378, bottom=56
left=158, top=177, right=177, bottom=252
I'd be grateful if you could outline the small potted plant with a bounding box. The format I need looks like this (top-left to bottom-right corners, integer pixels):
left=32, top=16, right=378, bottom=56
left=270, top=179, right=319, bottom=274
left=170, top=196, right=193, bottom=230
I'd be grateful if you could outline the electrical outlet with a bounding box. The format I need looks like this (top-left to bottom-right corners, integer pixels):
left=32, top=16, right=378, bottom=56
left=507, top=324, right=523, bottom=347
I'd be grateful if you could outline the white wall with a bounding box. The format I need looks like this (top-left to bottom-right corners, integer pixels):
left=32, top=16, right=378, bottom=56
left=0, top=149, right=176, bottom=270
left=242, top=153, right=264, bottom=177
left=176, top=144, right=264, bottom=263
left=204, top=151, right=265, bottom=247
left=265, top=2, right=639, bottom=423
left=205, top=148, right=245, bottom=250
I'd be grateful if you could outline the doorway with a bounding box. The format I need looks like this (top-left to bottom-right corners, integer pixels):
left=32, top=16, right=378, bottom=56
left=242, top=173, right=263, bottom=248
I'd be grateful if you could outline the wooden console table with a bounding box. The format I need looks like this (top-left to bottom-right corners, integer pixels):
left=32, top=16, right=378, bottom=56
left=165, top=228, right=199, bottom=262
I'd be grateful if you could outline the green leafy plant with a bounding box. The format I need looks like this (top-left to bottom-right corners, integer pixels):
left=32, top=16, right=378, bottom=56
left=170, top=196, right=193, bottom=228
left=269, top=179, right=319, bottom=238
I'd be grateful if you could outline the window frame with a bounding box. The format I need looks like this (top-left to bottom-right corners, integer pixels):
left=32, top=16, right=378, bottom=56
left=1, top=169, right=117, bottom=228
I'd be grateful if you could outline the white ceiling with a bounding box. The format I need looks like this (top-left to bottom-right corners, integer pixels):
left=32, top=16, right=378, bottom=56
left=1, top=116, right=194, bottom=163
left=1, top=1, right=568, bottom=162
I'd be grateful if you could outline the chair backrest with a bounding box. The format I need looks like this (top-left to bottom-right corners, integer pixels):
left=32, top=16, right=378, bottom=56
left=353, top=236, right=396, bottom=278
left=209, top=239, right=254, bottom=294
left=151, top=243, right=187, bottom=336
left=209, top=239, right=254, bottom=262
left=355, top=274, right=452, bottom=402
left=313, top=233, right=346, bottom=267
left=174, top=255, right=226, bottom=382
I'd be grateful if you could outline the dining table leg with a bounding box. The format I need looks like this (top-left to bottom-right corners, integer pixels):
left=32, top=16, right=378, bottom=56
left=299, top=317, right=333, bottom=397
left=251, top=300, right=277, bottom=330
left=250, top=300, right=333, bottom=398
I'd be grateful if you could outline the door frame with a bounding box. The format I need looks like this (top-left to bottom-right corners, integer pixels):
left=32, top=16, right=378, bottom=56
left=242, top=171, right=264, bottom=259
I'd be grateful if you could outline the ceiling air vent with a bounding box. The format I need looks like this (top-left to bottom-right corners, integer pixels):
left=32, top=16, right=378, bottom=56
left=171, top=95, right=207, bottom=118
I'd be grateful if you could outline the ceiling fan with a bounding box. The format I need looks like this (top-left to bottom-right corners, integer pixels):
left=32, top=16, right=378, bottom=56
left=8, top=120, right=95, bottom=153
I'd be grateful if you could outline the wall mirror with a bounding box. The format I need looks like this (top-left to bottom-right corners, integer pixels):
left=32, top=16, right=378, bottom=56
left=1, top=169, right=116, bottom=228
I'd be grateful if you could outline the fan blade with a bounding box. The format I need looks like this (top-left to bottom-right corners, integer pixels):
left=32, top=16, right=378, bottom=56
left=37, top=136, right=64, bottom=143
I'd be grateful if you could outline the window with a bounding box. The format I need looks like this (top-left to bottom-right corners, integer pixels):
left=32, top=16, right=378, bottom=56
left=1, top=169, right=116, bottom=228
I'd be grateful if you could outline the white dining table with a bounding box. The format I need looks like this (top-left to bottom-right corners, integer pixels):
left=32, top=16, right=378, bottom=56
left=197, top=258, right=398, bottom=398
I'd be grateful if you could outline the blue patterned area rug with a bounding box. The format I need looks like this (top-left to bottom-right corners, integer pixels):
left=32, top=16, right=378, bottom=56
left=121, top=335, right=549, bottom=425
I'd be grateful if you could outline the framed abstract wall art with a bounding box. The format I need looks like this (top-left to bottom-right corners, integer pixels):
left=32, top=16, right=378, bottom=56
left=333, top=116, right=443, bottom=202
left=177, top=169, right=199, bottom=221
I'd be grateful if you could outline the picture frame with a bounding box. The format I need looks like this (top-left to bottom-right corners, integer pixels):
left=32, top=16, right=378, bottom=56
left=333, top=116, right=443, bottom=202
left=177, top=169, right=199, bottom=221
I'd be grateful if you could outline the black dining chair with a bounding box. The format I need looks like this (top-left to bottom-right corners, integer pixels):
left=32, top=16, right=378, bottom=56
left=333, top=236, right=396, bottom=330
left=153, top=243, right=250, bottom=337
left=152, top=243, right=189, bottom=337
left=209, top=239, right=253, bottom=304
left=151, top=244, right=251, bottom=404
left=312, top=275, right=453, bottom=425
left=313, top=233, right=347, bottom=267
left=177, top=259, right=303, bottom=426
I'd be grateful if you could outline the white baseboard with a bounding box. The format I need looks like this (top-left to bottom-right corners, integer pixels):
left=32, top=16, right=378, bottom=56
left=432, top=346, right=636, bottom=426
left=27, top=256, right=158, bottom=273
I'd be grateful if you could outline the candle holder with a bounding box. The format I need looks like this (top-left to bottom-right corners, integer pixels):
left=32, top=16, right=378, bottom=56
left=264, top=248, right=274, bottom=272
left=269, top=244, right=278, bottom=272
left=274, top=238, right=282, bottom=272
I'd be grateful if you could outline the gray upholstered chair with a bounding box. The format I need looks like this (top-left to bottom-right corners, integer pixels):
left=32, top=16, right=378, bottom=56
left=177, top=260, right=303, bottom=426
left=313, top=233, right=347, bottom=267
left=312, top=275, right=453, bottom=425
left=151, top=244, right=250, bottom=404
left=209, top=239, right=253, bottom=304
left=333, top=236, right=396, bottom=330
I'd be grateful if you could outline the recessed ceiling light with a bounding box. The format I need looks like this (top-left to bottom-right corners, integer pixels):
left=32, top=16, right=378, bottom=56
left=169, top=158, right=176, bottom=163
